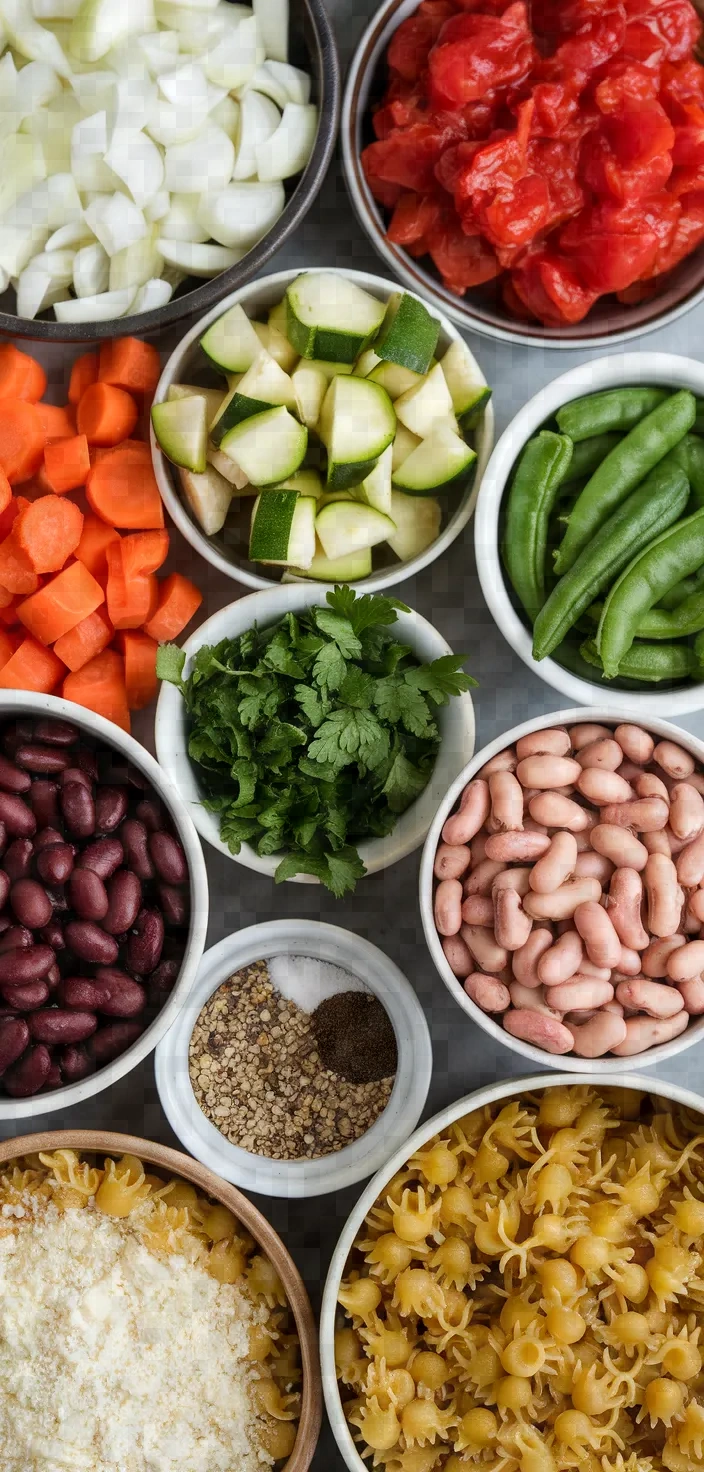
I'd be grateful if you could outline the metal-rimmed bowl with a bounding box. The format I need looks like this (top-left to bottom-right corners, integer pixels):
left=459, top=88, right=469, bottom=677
left=0, top=0, right=339, bottom=344
left=342, top=0, right=704, bottom=349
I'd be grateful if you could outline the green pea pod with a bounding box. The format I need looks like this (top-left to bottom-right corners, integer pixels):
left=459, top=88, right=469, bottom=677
left=695, top=398, right=704, bottom=433
left=556, top=387, right=669, bottom=443
left=554, top=390, right=696, bottom=574
left=580, top=638, right=694, bottom=684
left=658, top=563, right=704, bottom=610
left=597, top=508, right=704, bottom=677
left=532, top=459, right=690, bottom=661
left=503, top=430, right=573, bottom=623
left=670, top=433, right=704, bottom=508
left=636, top=589, right=704, bottom=640
left=561, top=432, right=622, bottom=482
left=555, top=637, right=646, bottom=690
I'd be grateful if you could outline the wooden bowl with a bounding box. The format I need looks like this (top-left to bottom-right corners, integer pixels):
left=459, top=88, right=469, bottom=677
left=0, top=1129, right=322, bottom=1472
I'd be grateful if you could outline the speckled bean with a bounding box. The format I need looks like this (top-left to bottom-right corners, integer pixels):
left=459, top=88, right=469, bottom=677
left=546, top=976, right=614, bottom=1012
left=612, top=1012, right=689, bottom=1054
left=435, top=879, right=463, bottom=936
left=607, top=868, right=649, bottom=950
left=512, top=928, right=553, bottom=988
left=615, top=978, right=684, bottom=1018
left=677, top=832, right=704, bottom=887
left=488, top=771, right=524, bottom=831
left=590, top=824, right=648, bottom=870
left=509, top=982, right=562, bottom=1016
left=441, top=779, right=490, bottom=845
left=666, top=938, right=704, bottom=981
left=460, top=925, right=508, bottom=973
left=614, top=724, right=654, bottom=764
left=516, top=755, right=582, bottom=790
left=573, top=851, right=615, bottom=883
left=538, top=929, right=584, bottom=986
left=644, top=830, right=671, bottom=855
left=617, top=946, right=642, bottom=977
left=464, top=972, right=511, bottom=1012
left=515, top=729, right=571, bottom=759
left=476, top=749, right=516, bottom=778
left=484, top=831, right=550, bottom=861
left=463, top=859, right=506, bottom=896
left=528, top=792, right=591, bottom=831
left=567, top=1012, right=627, bottom=1057
left=678, top=977, right=704, bottom=1014
left=441, top=934, right=473, bottom=978
left=504, top=1009, right=574, bottom=1054
left=644, top=853, right=683, bottom=938
left=653, top=740, right=695, bottom=779
left=461, top=894, right=494, bottom=926
left=529, top=831, right=578, bottom=895
left=523, top=877, right=601, bottom=921
left=494, top=887, right=532, bottom=951
left=576, top=739, right=623, bottom=771
left=688, top=889, right=704, bottom=923
left=599, top=798, right=669, bottom=832
left=434, top=844, right=471, bottom=881
left=576, top=768, right=634, bottom=805
left=669, top=783, right=704, bottom=842
left=492, top=867, right=532, bottom=896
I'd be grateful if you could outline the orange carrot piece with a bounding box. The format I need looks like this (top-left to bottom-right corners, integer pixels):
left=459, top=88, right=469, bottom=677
left=63, top=649, right=130, bottom=732
left=43, top=435, right=91, bottom=496
left=0, top=604, right=18, bottom=627
left=68, top=352, right=99, bottom=406
left=0, top=636, right=65, bottom=693
left=105, top=541, right=157, bottom=630
left=0, top=585, right=14, bottom=611
left=76, top=514, right=120, bottom=585
left=38, top=404, right=76, bottom=441
left=0, top=630, right=13, bottom=672
left=17, top=561, right=104, bottom=646
left=144, top=573, right=203, bottom=642
left=86, top=442, right=164, bottom=529
left=16, top=495, right=84, bottom=574
left=0, top=344, right=46, bottom=403
left=118, top=629, right=158, bottom=709
left=0, top=472, right=11, bottom=521
left=0, top=530, right=39, bottom=596
left=0, top=401, right=46, bottom=485
left=77, top=382, right=138, bottom=447
left=99, top=337, right=161, bottom=398
left=53, top=606, right=113, bottom=672
left=120, top=528, right=170, bottom=578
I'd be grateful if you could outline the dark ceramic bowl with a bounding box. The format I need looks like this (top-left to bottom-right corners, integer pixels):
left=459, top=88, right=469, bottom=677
left=1, top=0, right=340, bottom=344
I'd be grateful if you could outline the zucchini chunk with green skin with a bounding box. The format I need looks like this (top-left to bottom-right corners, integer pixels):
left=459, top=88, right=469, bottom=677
left=152, top=395, right=208, bottom=473
left=391, top=424, right=421, bottom=471
left=392, top=426, right=477, bottom=494
left=220, top=405, right=308, bottom=487
left=368, top=359, right=424, bottom=399
left=209, top=350, right=297, bottom=438
left=249, top=492, right=317, bottom=567
left=440, top=339, right=491, bottom=433
left=200, top=301, right=262, bottom=372
left=275, top=468, right=324, bottom=496
left=179, top=465, right=234, bottom=536
left=355, top=348, right=382, bottom=377
left=292, top=362, right=327, bottom=428
left=286, top=272, right=386, bottom=363
left=304, top=359, right=354, bottom=381
left=387, top=491, right=442, bottom=562
left=354, top=444, right=392, bottom=516
left=253, top=317, right=299, bottom=373
left=319, top=375, right=395, bottom=490
left=375, top=291, right=440, bottom=375
left=167, top=383, right=225, bottom=424
left=394, top=362, right=454, bottom=439
left=207, top=445, right=251, bottom=491
left=290, top=542, right=373, bottom=581
left=315, top=500, right=396, bottom=559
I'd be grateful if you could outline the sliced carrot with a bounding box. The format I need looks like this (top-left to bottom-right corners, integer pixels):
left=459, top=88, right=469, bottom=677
left=68, top=352, right=99, bottom=407
left=17, top=561, right=104, bottom=646
left=99, top=337, right=161, bottom=398
left=63, top=649, right=130, bottom=732
left=0, top=531, right=39, bottom=596
left=120, top=529, right=169, bottom=578
left=86, top=442, right=164, bottom=530
left=118, top=629, right=158, bottom=709
left=54, top=606, right=113, bottom=672
left=16, top=495, right=84, bottom=574
left=0, top=630, right=13, bottom=672
left=105, top=541, right=157, bottom=630
left=0, top=636, right=65, bottom=693
left=0, top=401, right=46, bottom=485
left=0, top=585, right=14, bottom=611
left=0, top=472, right=11, bottom=521
left=76, top=514, right=120, bottom=585
left=0, top=604, right=18, bottom=627
left=43, top=434, right=91, bottom=496
left=38, top=404, right=76, bottom=441
left=0, top=344, right=47, bottom=403
left=144, top=573, right=203, bottom=642
left=77, top=382, right=138, bottom=447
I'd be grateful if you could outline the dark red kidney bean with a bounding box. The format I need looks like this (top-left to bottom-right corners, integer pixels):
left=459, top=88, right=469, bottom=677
left=61, top=767, right=92, bottom=791
left=137, top=798, right=168, bottom=833
left=0, top=915, right=11, bottom=936
left=33, top=718, right=79, bottom=747
left=3, top=721, right=33, bottom=758
left=30, top=781, right=60, bottom=829
left=39, top=919, right=64, bottom=951
left=0, top=979, right=50, bottom=1010
left=149, top=831, right=187, bottom=885
left=89, top=1019, right=142, bottom=1065
left=15, top=744, right=71, bottom=774
left=95, top=786, right=128, bottom=833
left=36, top=843, right=74, bottom=886
left=30, top=1008, right=97, bottom=1044
left=0, top=872, right=9, bottom=913
left=65, top=920, right=118, bottom=965
left=0, top=792, right=36, bottom=838
left=60, top=977, right=102, bottom=1009
left=147, top=958, right=179, bottom=1003
left=79, top=837, right=123, bottom=880
left=47, top=886, right=68, bottom=914
left=0, top=1016, right=29, bottom=1073
left=43, top=1061, right=63, bottom=1090
left=61, top=782, right=95, bottom=838
left=3, top=839, right=34, bottom=882
left=0, top=925, right=33, bottom=954
left=158, top=884, right=189, bottom=928
left=0, top=823, right=7, bottom=858
left=0, top=1005, right=18, bottom=1017
left=11, top=879, right=52, bottom=929
left=75, top=747, right=99, bottom=782
left=46, top=963, right=60, bottom=992
left=0, top=755, right=30, bottom=794
left=69, top=868, right=108, bottom=921
left=126, top=907, right=164, bottom=975
left=60, top=1043, right=93, bottom=1082
left=93, top=968, right=146, bottom=1017
left=3, top=1043, right=51, bottom=1096
left=103, top=869, right=141, bottom=935
left=119, top=819, right=153, bottom=880
left=34, top=825, right=64, bottom=852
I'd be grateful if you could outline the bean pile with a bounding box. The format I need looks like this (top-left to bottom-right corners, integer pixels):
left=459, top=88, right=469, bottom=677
left=0, top=715, right=190, bottom=1098
left=433, top=721, right=704, bottom=1058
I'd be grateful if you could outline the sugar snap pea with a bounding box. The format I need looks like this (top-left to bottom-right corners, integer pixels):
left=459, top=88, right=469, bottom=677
left=532, top=459, right=690, bottom=661
left=597, top=508, right=704, bottom=677
left=670, top=433, right=704, bottom=507
left=580, top=638, right=694, bottom=683
left=634, top=589, right=704, bottom=640
left=555, top=638, right=644, bottom=689
left=503, top=430, right=573, bottom=622
left=556, top=387, right=669, bottom=442
left=554, top=390, right=696, bottom=574
left=561, top=432, right=622, bottom=482
left=659, top=563, right=704, bottom=610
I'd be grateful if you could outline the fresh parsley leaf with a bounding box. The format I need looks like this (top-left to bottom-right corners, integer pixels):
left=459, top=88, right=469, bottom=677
left=313, top=607, right=362, bottom=658
left=382, top=751, right=430, bottom=814
left=156, top=643, right=186, bottom=687
left=294, top=683, right=328, bottom=727
left=312, top=641, right=347, bottom=692
left=326, top=585, right=408, bottom=634
left=308, top=709, right=390, bottom=771
left=339, top=666, right=374, bottom=709
left=405, top=653, right=478, bottom=703
left=373, top=676, right=433, bottom=736
left=324, top=847, right=367, bottom=897
left=261, top=629, right=305, bottom=677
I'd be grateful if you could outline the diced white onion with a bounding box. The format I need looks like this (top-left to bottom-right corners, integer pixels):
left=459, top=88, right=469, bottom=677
left=164, top=122, right=234, bottom=194
left=157, top=236, right=242, bottom=276
left=203, top=15, right=262, bottom=90
left=1, top=0, right=71, bottom=75
left=54, top=285, right=135, bottom=320
left=45, top=220, right=93, bottom=251
left=73, top=240, right=109, bottom=296
left=15, top=57, right=61, bottom=108
left=16, top=263, right=66, bottom=318
left=159, top=60, right=209, bottom=112
left=143, top=188, right=170, bottom=222
left=244, top=62, right=287, bottom=108
left=105, top=126, right=165, bottom=207
left=255, top=101, right=315, bottom=181
left=137, top=28, right=179, bottom=74
left=46, top=171, right=83, bottom=226
left=109, top=75, right=158, bottom=133
left=71, top=110, right=118, bottom=192
left=84, top=191, right=147, bottom=255
left=109, top=227, right=162, bottom=291
left=131, top=275, right=172, bottom=312
left=233, top=88, right=279, bottom=180
left=147, top=96, right=210, bottom=146
left=160, top=192, right=210, bottom=242
left=252, top=0, right=287, bottom=63
left=68, top=0, right=156, bottom=65
left=20, top=90, right=79, bottom=172
left=197, top=179, right=283, bottom=247
left=32, top=0, right=81, bottom=17
left=261, top=58, right=308, bottom=104
left=0, top=134, right=46, bottom=216
left=70, top=68, right=115, bottom=113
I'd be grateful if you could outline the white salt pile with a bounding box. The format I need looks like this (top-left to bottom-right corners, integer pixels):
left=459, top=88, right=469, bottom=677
left=266, top=954, right=368, bottom=1013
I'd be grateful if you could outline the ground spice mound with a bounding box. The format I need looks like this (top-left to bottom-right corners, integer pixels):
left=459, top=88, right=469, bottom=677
left=189, top=962, right=395, bottom=1160
left=312, top=991, right=397, bottom=1083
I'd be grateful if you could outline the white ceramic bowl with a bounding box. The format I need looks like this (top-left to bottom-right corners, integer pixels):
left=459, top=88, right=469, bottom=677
left=419, top=706, right=704, bottom=1074
left=320, top=1069, right=704, bottom=1472
left=155, top=919, right=432, bottom=1198
left=154, top=582, right=475, bottom=880
left=475, top=351, right=704, bottom=715
left=151, top=266, right=494, bottom=593
left=0, top=691, right=208, bottom=1121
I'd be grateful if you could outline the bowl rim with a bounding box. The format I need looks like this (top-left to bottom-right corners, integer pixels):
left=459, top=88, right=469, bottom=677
left=0, top=1126, right=322, bottom=1472
left=320, top=1068, right=704, bottom=1472
left=0, top=0, right=340, bottom=345
left=340, top=0, right=704, bottom=349
left=419, top=704, right=704, bottom=1072
left=474, top=349, right=704, bottom=714
left=0, top=691, right=209, bottom=1120
left=150, top=265, right=494, bottom=593
left=154, top=919, right=433, bottom=1197
left=154, top=581, right=476, bottom=879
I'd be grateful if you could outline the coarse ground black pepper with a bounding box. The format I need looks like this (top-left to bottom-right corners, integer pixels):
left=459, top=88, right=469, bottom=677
left=312, top=991, right=398, bottom=1084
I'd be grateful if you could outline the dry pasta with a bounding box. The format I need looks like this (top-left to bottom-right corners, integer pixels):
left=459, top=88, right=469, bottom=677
left=336, top=1086, right=704, bottom=1472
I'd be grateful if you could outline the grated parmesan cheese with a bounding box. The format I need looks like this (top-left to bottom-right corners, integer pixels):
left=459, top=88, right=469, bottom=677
left=0, top=1205, right=270, bottom=1472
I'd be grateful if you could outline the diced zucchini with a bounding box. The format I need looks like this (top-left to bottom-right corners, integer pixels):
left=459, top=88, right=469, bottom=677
left=354, top=444, right=392, bottom=516
left=220, top=405, right=307, bottom=487
left=305, top=359, right=354, bottom=381
left=286, top=272, right=386, bottom=363
left=392, top=424, right=421, bottom=472
left=253, top=318, right=299, bottom=373
left=292, top=362, right=327, bottom=428
left=207, top=447, right=254, bottom=493
left=394, top=362, right=454, bottom=439
left=179, top=464, right=234, bottom=537
left=168, top=383, right=225, bottom=424
left=209, top=350, right=296, bottom=441
left=276, top=468, right=323, bottom=497
left=319, top=375, right=395, bottom=491
left=375, top=291, right=440, bottom=375
left=200, top=302, right=262, bottom=373
left=368, top=360, right=424, bottom=399
left=291, top=541, right=372, bottom=581
left=392, top=426, right=477, bottom=495
left=316, top=501, right=396, bottom=560
left=319, top=491, right=354, bottom=506
left=440, top=338, right=492, bottom=432
left=249, top=491, right=317, bottom=568
left=355, top=348, right=381, bottom=377
left=152, top=395, right=208, bottom=474
left=387, top=491, right=442, bottom=562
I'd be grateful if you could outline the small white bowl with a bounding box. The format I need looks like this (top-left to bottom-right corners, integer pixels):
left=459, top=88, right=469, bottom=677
left=475, top=351, right=704, bottom=715
left=0, top=691, right=208, bottom=1121
left=419, top=705, right=704, bottom=1074
left=155, top=919, right=432, bottom=1198
left=151, top=266, right=494, bottom=593
left=320, top=1069, right=704, bottom=1472
left=155, top=582, right=475, bottom=881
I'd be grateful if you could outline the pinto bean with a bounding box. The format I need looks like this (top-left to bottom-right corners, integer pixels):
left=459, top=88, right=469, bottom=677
left=88, top=1020, right=143, bottom=1065
left=492, top=867, right=532, bottom=897
left=666, top=939, right=704, bottom=981
left=0, top=1016, right=29, bottom=1073
left=546, top=976, right=614, bottom=1013
left=653, top=740, right=695, bottom=780
left=0, top=755, right=30, bottom=794
left=509, top=982, right=562, bottom=1017
left=10, top=879, right=52, bottom=930
left=576, top=739, right=623, bottom=771
left=528, top=792, right=591, bottom=831
left=576, top=768, right=634, bottom=805
left=488, top=771, right=524, bottom=831
left=463, top=859, right=506, bottom=897
left=64, top=921, right=118, bottom=966
left=484, top=831, right=550, bottom=862
left=607, top=868, right=649, bottom=950
left=516, top=755, right=582, bottom=790
left=92, top=969, right=146, bottom=1018
left=434, top=844, right=471, bottom=881
left=529, top=832, right=578, bottom=895
left=69, top=868, right=108, bottom=922
left=615, top=979, right=684, bottom=1019
left=677, top=832, right=704, bottom=887
left=669, top=782, right=704, bottom=842
left=612, top=1012, right=689, bottom=1055
left=494, top=887, right=532, bottom=951
left=538, top=929, right=584, bottom=986
left=0, top=979, right=49, bottom=1010
left=2, top=1042, right=51, bottom=1096
left=29, top=1009, right=97, bottom=1044
left=158, top=885, right=189, bottom=927
left=476, top=748, right=517, bottom=778
left=512, top=928, right=553, bottom=988
left=61, top=782, right=95, bottom=839
left=567, top=1012, right=627, bottom=1057
left=573, top=851, right=614, bottom=883
left=103, top=869, right=142, bottom=935
left=0, top=792, right=35, bottom=838
left=599, top=798, right=669, bottom=832
left=464, top=972, right=511, bottom=1013
left=644, top=853, right=683, bottom=938
left=614, top=724, right=654, bottom=764
left=460, top=924, right=508, bottom=973
left=503, top=1009, right=574, bottom=1054
left=569, top=724, right=613, bottom=750
left=688, top=889, right=704, bottom=924
left=441, top=934, right=473, bottom=979
left=515, top=729, right=572, bottom=760
left=126, top=908, right=164, bottom=976
left=461, top=894, right=494, bottom=927
left=678, top=978, right=704, bottom=1014
left=590, top=824, right=648, bottom=871
left=442, top=779, right=490, bottom=845
left=434, top=879, right=462, bottom=936
left=523, top=877, right=601, bottom=922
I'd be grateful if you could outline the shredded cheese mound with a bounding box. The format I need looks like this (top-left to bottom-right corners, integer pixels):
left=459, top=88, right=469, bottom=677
left=0, top=1204, right=269, bottom=1472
